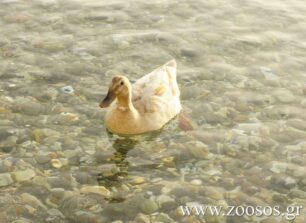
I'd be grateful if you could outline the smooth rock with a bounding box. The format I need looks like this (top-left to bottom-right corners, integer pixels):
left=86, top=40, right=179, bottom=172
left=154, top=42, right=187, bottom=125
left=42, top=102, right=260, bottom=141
left=190, top=179, right=202, bottom=185
left=273, top=89, right=295, bottom=103
left=140, top=199, right=159, bottom=214
left=32, top=128, right=60, bottom=144
left=12, top=97, right=46, bottom=116
left=156, top=194, right=176, bottom=208
left=12, top=169, right=36, bottom=182
left=128, top=176, right=146, bottom=185
left=180, top=47, right=200, bottom=58
left=80, top=185, right=111, bottom=197
left=12, top=219, right=31, bottom=223
left=51, top=159, right=62, bottom=168
left=155, top=213, right=174, bottom=223
left=45, top=208, right=65, bottom=222
left=73, top=210, right=103, bottom=223
left=260, top=66, right=279, bottom=80
left=0, top=173, right=13, bottom=187
left=185, top=141, right=211, bottom=159
left=35, top=154, right=51, bottom=164
left=134, top=213, right=151, bottom=223
left=46, top=188, right=65, bottom=207
left=20, top=193, right=47, bottom=210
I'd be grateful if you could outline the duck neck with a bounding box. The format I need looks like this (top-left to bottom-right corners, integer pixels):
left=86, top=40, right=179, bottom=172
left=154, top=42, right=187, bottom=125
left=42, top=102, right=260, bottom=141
left=117, top=93, right=135, bottom=112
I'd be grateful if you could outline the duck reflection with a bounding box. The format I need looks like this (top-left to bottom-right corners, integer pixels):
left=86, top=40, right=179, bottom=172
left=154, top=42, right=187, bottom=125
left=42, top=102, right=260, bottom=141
left=97, top=130, right=162, bottom=188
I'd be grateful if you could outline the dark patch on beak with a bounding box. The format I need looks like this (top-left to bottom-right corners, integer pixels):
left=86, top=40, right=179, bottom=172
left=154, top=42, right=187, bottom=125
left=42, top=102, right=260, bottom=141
left=99, top=90, right=116, bottom=108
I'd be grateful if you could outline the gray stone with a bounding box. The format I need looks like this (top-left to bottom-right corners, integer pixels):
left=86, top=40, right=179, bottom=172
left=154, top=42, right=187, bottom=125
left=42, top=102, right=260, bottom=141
left=273, top=89, right=295, bottom=103
left=0, top=173, right=13, bottom=187
left=185, top=141, right=211, bottom=159
left=260, top=66, right=279, bottom=80
left=140, top=199, right=159, bottom=214
left=46, top=188, right=66, bottom=207
left=80, top=185, right=111, bottom=198
left=20, top=193, right=47, bottom=210
left=45, top=208, right=65, bottom=222
left=73, top=211, right=103, bottom=223
left=12, top=169, right=36, bottom=182
left=35, top=154, right=51, bottom=164
left=12, top=97, right=46, bottom=116
left=155, top=213, right=174, bottom=223
left=180, top=47, right=200, bottom=58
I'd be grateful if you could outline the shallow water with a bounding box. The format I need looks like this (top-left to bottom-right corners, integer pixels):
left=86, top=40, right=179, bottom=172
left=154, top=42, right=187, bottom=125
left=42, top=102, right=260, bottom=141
left=1, top=0, right=306, bottom=222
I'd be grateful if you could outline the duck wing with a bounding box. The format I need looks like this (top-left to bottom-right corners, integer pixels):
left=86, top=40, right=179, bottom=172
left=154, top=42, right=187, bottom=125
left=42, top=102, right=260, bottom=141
left=132, top=59, right=180, bottom=113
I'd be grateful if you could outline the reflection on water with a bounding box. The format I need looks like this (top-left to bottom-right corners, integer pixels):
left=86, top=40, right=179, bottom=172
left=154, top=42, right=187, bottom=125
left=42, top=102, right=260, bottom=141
left=0, top=0, right=306, bottom=222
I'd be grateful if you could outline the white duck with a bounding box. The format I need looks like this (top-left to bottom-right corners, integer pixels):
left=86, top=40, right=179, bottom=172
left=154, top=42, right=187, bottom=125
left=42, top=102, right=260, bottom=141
left=99, top=59, right=182, bottom=135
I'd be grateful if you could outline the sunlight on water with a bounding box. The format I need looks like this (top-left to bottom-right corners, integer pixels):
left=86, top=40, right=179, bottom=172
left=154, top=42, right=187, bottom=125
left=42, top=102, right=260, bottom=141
left=0, top=0, right=306, bottom=222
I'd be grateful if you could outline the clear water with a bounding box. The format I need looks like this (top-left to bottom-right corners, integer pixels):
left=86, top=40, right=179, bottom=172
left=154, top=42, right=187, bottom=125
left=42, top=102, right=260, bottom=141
left=0, top=0, right=306, bottom=222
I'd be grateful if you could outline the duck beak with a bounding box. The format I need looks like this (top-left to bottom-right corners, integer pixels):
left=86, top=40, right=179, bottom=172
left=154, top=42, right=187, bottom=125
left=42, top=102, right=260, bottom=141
left=99, top=90, right=116, bottom=108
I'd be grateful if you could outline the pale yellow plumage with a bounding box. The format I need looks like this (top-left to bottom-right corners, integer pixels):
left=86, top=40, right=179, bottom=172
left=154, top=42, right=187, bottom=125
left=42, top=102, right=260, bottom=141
left=99, top=59, right=181, bottom=135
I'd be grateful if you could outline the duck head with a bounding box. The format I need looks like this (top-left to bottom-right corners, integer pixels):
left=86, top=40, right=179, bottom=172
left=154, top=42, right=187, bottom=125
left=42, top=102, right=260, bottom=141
left=99, top=75, right=132, bottom=108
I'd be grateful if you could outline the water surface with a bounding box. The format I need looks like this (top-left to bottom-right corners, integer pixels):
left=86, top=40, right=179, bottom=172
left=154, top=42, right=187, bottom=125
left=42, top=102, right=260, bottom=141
left=0, top=0, right=306, bottom=222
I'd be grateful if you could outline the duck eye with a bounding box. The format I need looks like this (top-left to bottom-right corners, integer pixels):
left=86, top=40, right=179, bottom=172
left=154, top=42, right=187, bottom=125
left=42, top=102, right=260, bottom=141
left=120, top=81, right=124, bottom=85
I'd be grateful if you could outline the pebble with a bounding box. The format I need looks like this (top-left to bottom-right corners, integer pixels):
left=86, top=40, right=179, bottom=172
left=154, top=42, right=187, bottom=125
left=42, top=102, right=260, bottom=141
left=47, top=176, right=72, bottom=189
left=112, top=34, right=131, bottom=48
left=60, top=86, right=74, bottom=94
left=156, top=194, right=175, bottom=208
left=128, top=176, right=146, bottom=185
left=32, top=129, right=60, bottom=144
left=260, top=66, right=279, bottom=80
left=35, top=154, right=51, bottom=164
left=140, top=199, right=159, bottom=214
left=134, top=213, right=151, bottom=223
left=0, top=173, right=13, bottom=187
left=155, top=213, right=174, bottom=223
left=180, top=47, right=200, bottom=58
left=0, top=160, right=13, bottom=172
left=203, top=186, right=224, bottom=200
left=73, top=210, right=104, bottom=223
left=80, top=185, right=111, bottom=198
left=32, top=0, right=58, bottom=7
left=12, top=219, right=32, bottom=223
left=12, top=97, right=46, bottom=116
left=45, top=208, right=65, bottom=222
left=51, top=159, right=62, bottom=168
left=190, top=179, right=202, bottom=185
left=0, top=135, right=18, bottom=153
left=0, top=1, right=305, bottom=222
left=117, top=40, right=130, bottom=49
left=1, top=0, right=22, bottom=3
left=271, top=174, right=297, bottom=190
left=74, top=172, right=97, bottom=184
left=273, top=89, right=295, bottom=103
left=156, top=33, right=179, bottom=44
left=269, top=161, right=290, bottom=174
left=12, top=169, right=36, bottom=182
left=20, top=193, right=47, bottom=210
left=185, top=141, right=211, bottom=159
left=46, top=188, right=65, bottom=207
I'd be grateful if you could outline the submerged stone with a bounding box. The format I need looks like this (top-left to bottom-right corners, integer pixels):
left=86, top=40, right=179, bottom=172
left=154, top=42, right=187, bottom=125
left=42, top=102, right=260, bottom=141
left=12, top=169, right=36, bottom=182
left=185, top=141, right=211, bottom=159
left=0, top=173, right=13, bottom=187
left=61, top=86, right=74, bottom=94
left=80, top=185, right=111, bottom=197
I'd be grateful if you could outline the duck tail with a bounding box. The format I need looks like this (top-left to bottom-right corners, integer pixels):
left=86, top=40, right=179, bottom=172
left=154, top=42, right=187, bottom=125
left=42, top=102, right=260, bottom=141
left=164, top=59, right=180, bottom=96
left=178, top=110, right=196, bottom=131
left=165, top=59, right=177, bottom=69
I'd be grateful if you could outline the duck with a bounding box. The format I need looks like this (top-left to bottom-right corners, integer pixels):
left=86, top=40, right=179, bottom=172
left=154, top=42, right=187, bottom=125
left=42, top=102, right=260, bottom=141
left=99, top=59, right=182, bottom=135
